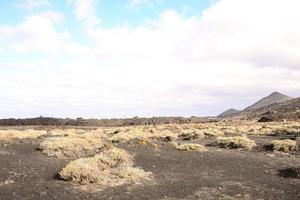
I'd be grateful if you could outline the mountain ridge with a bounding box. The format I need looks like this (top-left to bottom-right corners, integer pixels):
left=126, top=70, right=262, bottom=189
left=244, top=91, right=293, bottom=110
left=217, top=108, right=241, bottom=118
left=218, top=91, right=294, bottom=118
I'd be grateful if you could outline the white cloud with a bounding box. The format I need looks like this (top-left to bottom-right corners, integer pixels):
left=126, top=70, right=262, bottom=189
left=67, top=0, right=101, bottom=28
left=16, top=0, right=50, bottom=10
left=0, top=11, right=88, bottom=55
left=196, top=0, right=300, bottom=69
left=1, top=0, right=300, bottom=118
left=129, top=0, right=163, bottom=7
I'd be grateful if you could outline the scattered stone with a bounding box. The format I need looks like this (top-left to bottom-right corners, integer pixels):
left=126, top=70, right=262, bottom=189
left=158, top=136, right=172, bottom=142
left=0, top=150, right=10, bottom=155
left=266, top=154, right=275, bottom=158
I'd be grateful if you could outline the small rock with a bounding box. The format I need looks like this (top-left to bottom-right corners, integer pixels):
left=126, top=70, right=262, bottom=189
left=159, top=136, right=172, bottom=142
left=4, top=179, right=14, bottom=185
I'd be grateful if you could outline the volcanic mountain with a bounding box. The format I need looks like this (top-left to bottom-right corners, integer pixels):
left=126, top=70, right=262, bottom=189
left=245, top=92, right=293, bottom=110
left=218, top=92, right=295, bottom=119
left=218, top=109, right=241, bottom=118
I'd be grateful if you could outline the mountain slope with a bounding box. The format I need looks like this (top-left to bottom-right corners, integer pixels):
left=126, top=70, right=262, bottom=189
left=257, top=97, right=300, bottom=121
left=245, top=92, right=293, bottom=110
left=227, top=97, right=300, bottom=121
left=218, top=108, right=241, bottom=118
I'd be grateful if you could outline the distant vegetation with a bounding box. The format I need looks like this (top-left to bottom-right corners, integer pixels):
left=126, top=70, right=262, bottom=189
left=0, top=116, right=216, bottom=126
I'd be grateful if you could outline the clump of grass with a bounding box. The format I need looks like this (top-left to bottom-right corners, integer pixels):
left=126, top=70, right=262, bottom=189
left=274, top=127, right=300, bottom=136
left=110, top=126, right=179, bottom=143
left=178, top=129, right=205, bottom=140
left=49, top=129, right=76, bottom=137
left=39, top=134, right=106, bottom=158
left=173, top=143, right=207, bottom=152
left=248, top=126, right=273, bottom=136
left=59, top=147, right=152, bottom=186
left=0, top=129, right=47, bottom=142
left=215, top=136, right=256, bottom=150
left=271, top=139, right=297, bottom=152
left=204, top=129, right=224, bottom=137
left=110, top=130, right=145, bottom=143
left=110, top=132, right=132, bottom=143
left=155, top=129, right=178, bottom=138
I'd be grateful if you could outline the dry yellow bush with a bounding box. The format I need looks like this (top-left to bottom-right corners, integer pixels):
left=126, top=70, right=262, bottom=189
left=110, top=132, right=132, bottom=143
left=216, top=136, right=256, bottom=150
left=274, top=127, right=300, bottom=136
left=59, top=147, right=152, bottom=186
left=0, top=129, right=47, bottom=142
left=173, top=143, right=207, bottom=152
left=177, top=129, right=205, bottom=141
left=110, top=129, right=146, bottom=143
left=154, top=129, right=178, bottom=138
left=39, top=134, right=106, bottom=158
left=110, top=126, right=181, bottom=142
left=221, top=128, right=237, bottom=135
left=49, top=128, right=91, bottom=137
left=204, top=129, right=224, bottom=137
left=271, top=139, right=297, bottom=152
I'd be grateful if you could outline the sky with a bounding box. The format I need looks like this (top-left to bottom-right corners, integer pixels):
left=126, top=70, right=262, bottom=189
left=0, top=0, right=300, bottom=118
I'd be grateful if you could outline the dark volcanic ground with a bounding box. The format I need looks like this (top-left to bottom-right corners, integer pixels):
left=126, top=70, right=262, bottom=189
left=0, top=138, right=300, bottom=200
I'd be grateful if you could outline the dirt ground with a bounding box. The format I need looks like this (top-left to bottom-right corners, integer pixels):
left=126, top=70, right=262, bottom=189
left=0, top=137, right=300, bottom=200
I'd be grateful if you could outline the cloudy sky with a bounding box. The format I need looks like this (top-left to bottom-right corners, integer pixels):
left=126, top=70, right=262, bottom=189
left=0, top=0, right=300, bottom=118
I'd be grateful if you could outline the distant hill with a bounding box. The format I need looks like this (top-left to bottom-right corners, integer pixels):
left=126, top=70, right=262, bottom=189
left=217, top=108, right=240, bottom=118
left=245, top=92, right=293, bottom=110
left=225, top=97, right=300, bottom=121
left=218, top=92, right=297, bottom=120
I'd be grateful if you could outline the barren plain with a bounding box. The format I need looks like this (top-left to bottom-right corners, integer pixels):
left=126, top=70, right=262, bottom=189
left=0, top=121, right=300, bottom=200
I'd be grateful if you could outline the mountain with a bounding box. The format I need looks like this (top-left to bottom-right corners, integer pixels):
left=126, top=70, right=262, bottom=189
left=257, top=97, right=300, bottom=121
left=218, top=92, right=295, bottom=120
left=218, top=108, right=241, bottom=118
left=224, top=97, right=300, bottom=121
left=245, top=92, right=293, bottom=110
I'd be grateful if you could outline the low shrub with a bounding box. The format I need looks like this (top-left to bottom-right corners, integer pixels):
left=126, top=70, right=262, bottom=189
left=204, top=129, right=224, bottom=137
left=274, top=128, right=300, bottom=136
left=271, top=139, right=297, bottom=152
left=59, top=147, right=152, bottom=186
left=39, top=134, right=106, bottom=158
left=215, top=136, right=256, bottom=150
left=173, top=143, right=207, bottom=152
left=178, top=129, right=204, bottom=141
left=0, top=129, right=47, bottom=142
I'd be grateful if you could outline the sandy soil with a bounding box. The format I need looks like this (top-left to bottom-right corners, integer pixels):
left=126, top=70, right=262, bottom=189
left=0, top=137, right=299, bottom=200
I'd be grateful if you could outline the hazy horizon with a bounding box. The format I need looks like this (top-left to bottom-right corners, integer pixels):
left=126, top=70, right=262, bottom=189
left=1, top=0, right=300, bottom=118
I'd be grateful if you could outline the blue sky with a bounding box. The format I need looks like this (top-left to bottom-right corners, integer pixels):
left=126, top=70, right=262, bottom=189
left=0, top=0, right=300, bottom=118
left=0, top=0, right=214, bottom=30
